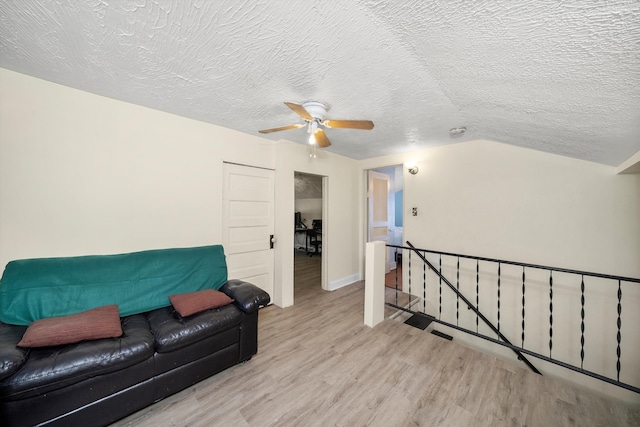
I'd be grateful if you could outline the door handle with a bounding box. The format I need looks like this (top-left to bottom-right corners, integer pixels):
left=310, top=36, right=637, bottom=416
left=270, top=234, right=275, bottom=249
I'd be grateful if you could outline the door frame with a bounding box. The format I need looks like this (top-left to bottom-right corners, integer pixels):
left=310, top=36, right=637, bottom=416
left=320, top=175, right=329, bottom=290
left=368, top=170, right=392, bottom=273
left=292, top=171, right=329, bottom=292
left=365, top=165, right=404, bottom=274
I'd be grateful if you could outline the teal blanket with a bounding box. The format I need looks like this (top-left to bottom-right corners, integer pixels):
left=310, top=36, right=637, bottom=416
left=0, top=245, right=228, bottom=325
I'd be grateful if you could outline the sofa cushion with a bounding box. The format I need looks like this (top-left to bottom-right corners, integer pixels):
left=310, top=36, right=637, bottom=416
left=170, top=289, right=234, bottom=317
left=0, top=245, right=228, bottom=325
left=18, top=305, right=122, bottom=348
left=148, top=305, right=242, bottom=353
left=0, top=323, right=28, bottom=381
left=0, top=314, right=154, bottom=400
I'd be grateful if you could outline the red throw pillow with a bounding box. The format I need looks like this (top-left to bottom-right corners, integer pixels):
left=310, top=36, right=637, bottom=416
left=18, top=305, right=123, bottom=348
left=169, top=289, right=234, bottom=317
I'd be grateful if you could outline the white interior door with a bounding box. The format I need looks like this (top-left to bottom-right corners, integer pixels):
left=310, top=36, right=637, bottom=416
left=222, top=163, right=275, bottom=299
left=368, top=170, right=391, bottom=273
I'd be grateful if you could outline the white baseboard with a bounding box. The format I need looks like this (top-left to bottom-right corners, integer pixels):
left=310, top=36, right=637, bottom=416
left=329, top=273, right=361, bottom=291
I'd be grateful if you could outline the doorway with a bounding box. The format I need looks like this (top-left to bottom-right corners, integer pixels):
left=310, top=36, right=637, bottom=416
left=367, top=165, right=404, bottom=289
left=294, top=172, right=325, bottom=296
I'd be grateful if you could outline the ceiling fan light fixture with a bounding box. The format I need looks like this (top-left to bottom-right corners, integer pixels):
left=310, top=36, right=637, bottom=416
left=308, top=121, right=318, bottom=145
left=258, top=101, right=373, bottom=151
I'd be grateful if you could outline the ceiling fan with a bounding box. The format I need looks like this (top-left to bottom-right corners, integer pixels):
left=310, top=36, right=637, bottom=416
left=259, top=101, right=374, bottom=148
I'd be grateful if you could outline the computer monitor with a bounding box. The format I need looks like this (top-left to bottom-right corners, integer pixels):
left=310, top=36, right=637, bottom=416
left=295, top=212, right=305, bottom=228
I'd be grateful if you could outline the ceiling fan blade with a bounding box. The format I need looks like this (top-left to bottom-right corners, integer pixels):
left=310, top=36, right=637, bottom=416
left=258, top=123, right=305, bottom=134
left=284, top=102, right=314, bottom=121
left=314, top=129, right=331, bottom=148
left=323, top=119, right=374, bottom=130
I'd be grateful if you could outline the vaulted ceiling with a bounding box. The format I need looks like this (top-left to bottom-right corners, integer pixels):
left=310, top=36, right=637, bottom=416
left=1, top=1, right=639, bottom=166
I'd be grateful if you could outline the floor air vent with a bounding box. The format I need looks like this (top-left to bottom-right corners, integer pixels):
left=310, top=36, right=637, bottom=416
left=404, top=314, right=433, bottom=330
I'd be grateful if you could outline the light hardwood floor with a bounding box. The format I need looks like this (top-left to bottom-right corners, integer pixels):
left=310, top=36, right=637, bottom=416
left=113, top=252, right=640, bottom=426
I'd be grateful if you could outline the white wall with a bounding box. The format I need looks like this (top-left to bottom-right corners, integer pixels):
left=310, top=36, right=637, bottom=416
left=361, top=140, right=640, bottom=278
left=407, top=140, right=639, bottom=278
left=0, top=68, right=276, bottom=266
left=360, top=140, right=640, bottom=402
left=0, top=69, right=362, bottom=309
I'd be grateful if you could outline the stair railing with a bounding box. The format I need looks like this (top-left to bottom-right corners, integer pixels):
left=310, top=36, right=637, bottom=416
left=385, top=241, right=640, bottom=394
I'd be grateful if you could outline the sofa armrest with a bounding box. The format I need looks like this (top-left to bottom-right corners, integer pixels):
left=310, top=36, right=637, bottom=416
left=0, top=322, right=29, bottom=381
left=220, top=280, right=270, bottom=313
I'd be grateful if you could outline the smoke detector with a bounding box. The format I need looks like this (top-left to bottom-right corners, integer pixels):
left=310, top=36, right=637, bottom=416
left=449, top=126, right=467, bottom=138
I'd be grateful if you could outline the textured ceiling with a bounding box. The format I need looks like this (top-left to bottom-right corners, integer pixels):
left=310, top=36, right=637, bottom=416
left=1, top=1, right=639, bottom=166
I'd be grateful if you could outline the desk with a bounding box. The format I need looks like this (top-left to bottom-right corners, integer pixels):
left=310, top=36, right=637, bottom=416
left=307, top=229, right=322, bottom=256
left=295, top=228, right=309, bottom=252
left=294, top=228, right=322, bottom=254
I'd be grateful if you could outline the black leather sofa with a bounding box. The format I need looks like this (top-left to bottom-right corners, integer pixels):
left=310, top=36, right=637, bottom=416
left=0, top=280, right=269, bottom=427
left=0, top=247, right=270, bottom=427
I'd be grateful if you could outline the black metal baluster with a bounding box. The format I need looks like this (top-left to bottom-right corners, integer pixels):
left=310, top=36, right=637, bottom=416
left=400, top=241, right=640, bottom=391
left=549, top=270, right=553, bottom=359
left=476, top=259, right=479, bottom=333
left=456, top=256, right=460, bottom=326
left=438, top=255, right=442, bottom=320
left=394, top=249, right=399, bottom=306
left=497, top=262, right=501, bottom=334
left=522, top=266, right=526, bottom=348
left=408, top=251, right=412, bottom=308
left=580, top=275, right=585, bottom=369
left=423, top=251, right=427, bottom=313
left=616, top=280, right=622, bottom=382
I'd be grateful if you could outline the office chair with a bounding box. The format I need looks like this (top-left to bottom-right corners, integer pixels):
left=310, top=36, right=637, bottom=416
left=308, top=219, right=322, bottom=256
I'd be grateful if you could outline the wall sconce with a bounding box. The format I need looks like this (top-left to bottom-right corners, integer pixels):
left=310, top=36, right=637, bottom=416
left=405, top=161, right=419, bottom=175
